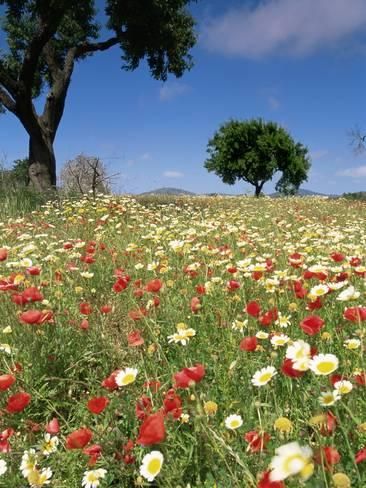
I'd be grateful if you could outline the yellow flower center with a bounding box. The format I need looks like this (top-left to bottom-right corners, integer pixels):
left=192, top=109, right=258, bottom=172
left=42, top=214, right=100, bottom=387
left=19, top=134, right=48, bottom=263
left=147, top=458, right=162, bottom=476
left=283, top=454, right=306, bottom=474
left=316, top=362, right=336, bottom=374
left=121, top=373, right=135, bottom=385
left=259, top=372, right=272, bottom=383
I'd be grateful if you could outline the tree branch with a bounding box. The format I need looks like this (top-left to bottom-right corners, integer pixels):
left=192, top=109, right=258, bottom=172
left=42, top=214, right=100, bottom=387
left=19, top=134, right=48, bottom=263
left=0, top=85, right=17, bottom=114
left=0, top=61, right=18, bottom=99
left=75, top=35, right=122, bottom=58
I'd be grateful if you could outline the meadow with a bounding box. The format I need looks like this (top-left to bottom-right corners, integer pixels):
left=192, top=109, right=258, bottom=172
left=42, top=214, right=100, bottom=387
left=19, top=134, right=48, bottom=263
left=0, top=194, right=365, bottom=488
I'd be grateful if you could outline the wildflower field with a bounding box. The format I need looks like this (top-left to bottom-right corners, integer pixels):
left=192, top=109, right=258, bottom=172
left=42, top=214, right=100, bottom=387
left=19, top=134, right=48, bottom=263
left=0, top=195, right=366, bottom=488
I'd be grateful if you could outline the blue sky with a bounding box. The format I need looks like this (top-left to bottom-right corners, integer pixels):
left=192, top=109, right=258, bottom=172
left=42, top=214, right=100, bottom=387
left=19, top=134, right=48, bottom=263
left=1, top=0, right=366, bottom=195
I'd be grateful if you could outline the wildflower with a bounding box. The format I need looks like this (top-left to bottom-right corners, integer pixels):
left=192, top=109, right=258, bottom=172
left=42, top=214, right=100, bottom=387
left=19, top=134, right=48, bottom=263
left=256, top=331, right=269, bottom=339
left=244, top=431, right=271, bottom=452
left=20, top=449, right=38, bottom=478
left=332, top=473, right=351, bottom=488
left=309, top=354, right=339, bottom=375
left=269, top=441, right=313, bottom=482
left=174, top=364, right=205, bottom=388
left=270, top=334, right=290, bottom=348
left=275, top=313, right=291, bottom=328
left=344, top=338, right=361, bottom=350
left=139, top=451, right=164, bottom=482
left=0, top=459, right=6, bottom=475
left=82, top=468, right=107, bottom=488
left=115, top=368, right=138, bottom=387
left=6, top=392, right=31, bottom=413
left=251, top=366, right=277, bottom=387
left=87, top=397, right=109, bottom=415
left=334, top=380, right=353, bottom=395
left=273, top=417, right=293, bottom=434
left=240, top=336, right=258, bottom=351
left=300, top=315, right=324, bottom=336
left=319, top=391, right=341, bottom=407
left=336, top=285, right=360, bottom=301
left=246, top=301, right=261, bottom=317
left=355, top=447, right=366, bottom=464
left=45, top=418, right=60, bottom=435
left=66, top=428, right=92, bottom=449
left=224, top=414, right=243, bottom=430
left=39, top=433, right=59, bottom=456
left=204, top=401, right=218, bottom=416
left=27, top=467, right=52, bottom=487
left=0, top=374, right=15, bottom=391
left=180, top=413, right=190, bottom=423
left=167, top=323, right=196, bottom=346
left=136, top=412, right=165, bottom=446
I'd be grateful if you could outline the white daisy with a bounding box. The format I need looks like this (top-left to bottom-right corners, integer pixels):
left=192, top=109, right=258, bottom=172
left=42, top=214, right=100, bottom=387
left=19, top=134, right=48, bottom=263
left=140, top=451, right=164, bottom=482
left=115, top=367, right=138, bottom=387
left=251, top=366, right=277, bottom=387
left=319, top=390, right=341, bottom=407
left=309, top=354, right=339, bottom=376
left=334, top=380, right=353, bottom=395
left=224, top=414, right=243, bottom=430
left=270, top=442, right=313, bottom=482
left=82, top=468, right=107, bottom=488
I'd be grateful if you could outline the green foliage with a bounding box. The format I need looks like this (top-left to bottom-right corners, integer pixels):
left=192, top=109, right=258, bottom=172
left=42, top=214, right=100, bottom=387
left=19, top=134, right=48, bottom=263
left=342, top=191, right=366, bottom=200
left=204, top=118, right=311, bottom=196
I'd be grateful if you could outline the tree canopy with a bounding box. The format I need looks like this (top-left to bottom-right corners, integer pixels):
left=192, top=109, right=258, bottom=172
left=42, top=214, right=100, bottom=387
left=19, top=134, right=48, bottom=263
left=0, top=0, right=197, bottom=191
left=204, top=118, right=311, bottom=197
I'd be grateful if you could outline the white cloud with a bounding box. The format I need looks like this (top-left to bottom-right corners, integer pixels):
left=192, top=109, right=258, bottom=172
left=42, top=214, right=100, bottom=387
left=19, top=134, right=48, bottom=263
left=159, top=82, right=189, bottom=101
left=310, top=150, right=329, bottom=160
left=268, top=96, right=280, bottom=110
left=202, top=0, right=366, bottom=58
left=336, top=165, right=366, bottom=177
left=163, top=171, right=184, bottom=178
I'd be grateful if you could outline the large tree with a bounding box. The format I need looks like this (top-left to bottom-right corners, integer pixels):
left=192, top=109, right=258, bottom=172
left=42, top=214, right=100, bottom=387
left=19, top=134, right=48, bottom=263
left=204, top=118, right=311, bottom=197
left=0, top=0, right=196, bottom=191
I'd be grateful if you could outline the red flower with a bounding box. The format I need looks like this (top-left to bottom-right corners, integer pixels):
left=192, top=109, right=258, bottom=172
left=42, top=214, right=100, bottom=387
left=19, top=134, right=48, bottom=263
left=113, top=277, right=129, bottom=292
left=26, top=266, right=41, bottom=276
left=83, top=444, right=102, bottom=466
left=135, top=395, right=152, bottom=421
left=307, top=297, right=323, bottom=311
left=330, top=252, right=345, bottom=262
left=163, top=389, right=183, bottom=419
left=128, top=308, right=148, bottom=321
left=300, top=315, right=324, bottom=336
left=66, top=428, right=93, bottom=449
left=0, top=428, right=14, bottom=452
left=355, top=372, right=366, bottom=386
left=80, top=319, right=89, bottom=330
left=19, top=310, right=43, bottom=324
left=174, top=364, right=205, bottom=388
left=87, top=397, right=109, bottom=415
left=319, top=412, right=337, bottom=436
left=259, top=308, right=278, bottom=326
left=45, top=418, right=60, bottom=434
left=79, top=302, right=92, bottom=315
left=355, top=448, right=366, bottom=464
left=258, top=471, right=285, bottom=488
left=0, top=374, right=15, bottom=392
left=315, top=446, right=341, bottom=467
left=145, top=279, right=163, bottom=293
left=127, top=330, right=144, bottom=347
left=143, top=380, right=161, bottom=393
left=240, top=336, right=258, bottom=352
left=227, top=280, right=240, bottom=291
left=136, top=412, right=165, bottom=446
left=190, top=297, right=201, bottom=313
left=100, top=304, right=113, bottom=314
left=281, top=359, right=305, bottom=378
left=0, top=249, right=8, bottom=261
left=6, top=392, right=31, bottom=413
left=244, top=431, right=271, bottom=453
left=246, top=301, right=261, bottom=317
left=101, top=369, right=121, bottom=391
left=195, top=284, right=206, bottom=295
left=22, top=287, right=44, bottom=302
left=343, top=307, right=366, bottom=322
left=350, top=256, right=362, bottom=267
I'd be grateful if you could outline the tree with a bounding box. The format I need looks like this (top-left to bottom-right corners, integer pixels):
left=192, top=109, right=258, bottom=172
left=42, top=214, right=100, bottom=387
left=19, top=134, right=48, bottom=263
left=60, top=154, right=117, bottom=196
left=0, top=157, right=29, bottom=190
left=204, top=118, right=311, bottom=197
left=349, top=126, right=366, bottom=154
left=0, top=1, right=197, bottom=192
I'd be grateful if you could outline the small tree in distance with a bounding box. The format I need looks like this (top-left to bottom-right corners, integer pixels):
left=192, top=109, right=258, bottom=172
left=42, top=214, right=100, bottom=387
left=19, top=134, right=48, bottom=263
left=204, top=118, right=311, bottom=197
left=60, top=155, right=117, bottom=196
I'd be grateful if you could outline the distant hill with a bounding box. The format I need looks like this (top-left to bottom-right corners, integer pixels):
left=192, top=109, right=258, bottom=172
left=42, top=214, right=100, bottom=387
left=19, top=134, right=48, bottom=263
left=139, top=187, right=196, bottom=196
left=269, top=188, right=335, bottom=198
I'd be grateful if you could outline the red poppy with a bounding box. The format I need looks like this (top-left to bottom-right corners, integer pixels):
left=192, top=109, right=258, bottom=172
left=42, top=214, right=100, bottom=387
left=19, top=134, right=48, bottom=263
left=0, top=374, right=16, bottom=391
left=87, top=397, right=109, bottom=415
left=330, top=252, right=345, bottom=262
left=343, top=307, right=366, bottom=322
left=26, top=266, right=41, bottom=276
left=143, top=380, right=161, bottom=393
left=0, top=428, right=14, bottom=452
left=101, top=369, right=121, bottom=391
left=6, top=392, right=31, bottom=413
left=128, top=308, right=147, bottom=321
left=19, top=310, right=43, bottom=324
left=83, top=444, right=102, bottom=466
left=80, top=319, right=89, bottom=330
left=355, top=372, right=366, bottom=386
left=315, top=446, right=341, bottom=467
left=145, top=279, right=163, bottom=293
left=174, top=364, right=205, bottom=388
left=350, top=256, right=362, bottom=267
left=307, top=297, right=323, bottom=311
left=257, top=470, right=285, bottom=488
left=329, top=374, right=346, bottom=387
left=244, top=431, right=271, bottom=453
left=45, top=417, right=60, bottom=434
left=281, top=359, right=305, bottom=378
left=66, top=428, right=93, bottom=449
left=259, top=308, right=278, bottom=326
left=240, top=336, right=258, bottom=352
left=227, top=266, right=238, bottom=274
left=100, top=304, right=113, bottom=314
left=355, top=448, right=366, bottom=464
left=113, top=277, right=129, bottom=293
left=195, top=284, right=206, bottom=295
left=227, top=280, right=240, bottom=291
left=79, top=302, right=92, bottom=315
left=135, top=395, right=152, bottom=421
left=246, top=301, right=261, bottom=317
left=190, top=297, right=201, bottom=313
left=300, top=315, right=324, bottom=336
left=128, top=330, right=144, bottom=347
left=136, top=412, right=165, bottom=446
left=252, top=271, right=263, bottom=281
left=0, top=249, right=8, bottom=261
left=319, top=411, right=337, bottom=436
left=22, top=287, right=44, bottom=302
left=163, top=389, right=183, bottom=419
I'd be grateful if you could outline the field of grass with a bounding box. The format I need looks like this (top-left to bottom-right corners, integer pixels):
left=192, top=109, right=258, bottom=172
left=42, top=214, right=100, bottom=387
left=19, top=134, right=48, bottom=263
left=0, top=194, right=365, bottom=487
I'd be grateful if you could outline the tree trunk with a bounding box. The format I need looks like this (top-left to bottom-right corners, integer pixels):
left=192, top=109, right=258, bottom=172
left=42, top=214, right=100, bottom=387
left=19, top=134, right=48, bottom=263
left=254, top=182, right=264, bottom=197
left=28, top=133, right=56, bottom=192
